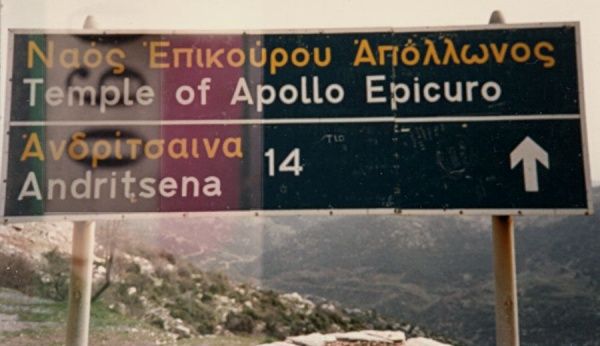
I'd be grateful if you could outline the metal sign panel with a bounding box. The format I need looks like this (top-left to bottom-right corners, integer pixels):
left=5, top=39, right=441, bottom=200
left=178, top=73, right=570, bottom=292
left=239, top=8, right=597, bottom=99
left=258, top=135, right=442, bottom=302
left=1, top=23, right=592, bottom=221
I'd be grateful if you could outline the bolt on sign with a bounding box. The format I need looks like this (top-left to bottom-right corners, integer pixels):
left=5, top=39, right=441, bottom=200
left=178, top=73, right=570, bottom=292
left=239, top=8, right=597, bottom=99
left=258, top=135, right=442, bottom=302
left=1, top=23, right=593, bottom=221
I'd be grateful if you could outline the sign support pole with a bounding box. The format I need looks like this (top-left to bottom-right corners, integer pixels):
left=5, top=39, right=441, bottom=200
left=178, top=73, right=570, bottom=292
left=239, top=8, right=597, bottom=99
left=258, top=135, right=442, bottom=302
left=489, top=12, right=520, bottom=346
left=66, top=221, right=96, bottom=346
left=65, top=17, right=99, bottom=346
left=492, top=215, right=519, bottom=346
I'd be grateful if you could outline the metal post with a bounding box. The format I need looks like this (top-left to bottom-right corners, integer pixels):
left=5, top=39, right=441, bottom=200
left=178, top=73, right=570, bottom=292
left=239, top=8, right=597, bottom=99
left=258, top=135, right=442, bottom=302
left=66, top=221, right=96, bottom=346
left=65, top=16, right=98, bottom=346
left=492, top=216, right=519, bottom=346
left=489, top=11, right=520, bottom=346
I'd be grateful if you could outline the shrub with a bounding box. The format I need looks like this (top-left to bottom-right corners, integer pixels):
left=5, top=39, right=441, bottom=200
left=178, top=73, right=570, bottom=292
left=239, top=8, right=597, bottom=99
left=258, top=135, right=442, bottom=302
left=0, top=252, right=36, bottom=294
left=225, top=311, right=255, bottom=333
left=36, top=249, right=70, bottom=301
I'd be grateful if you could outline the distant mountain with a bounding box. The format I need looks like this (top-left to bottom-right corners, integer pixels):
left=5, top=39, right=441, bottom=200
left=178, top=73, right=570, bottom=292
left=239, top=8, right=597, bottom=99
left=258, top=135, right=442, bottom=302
left=102, top=187, right=599, bottom=345
left=237, top=187, right=600, bottom=345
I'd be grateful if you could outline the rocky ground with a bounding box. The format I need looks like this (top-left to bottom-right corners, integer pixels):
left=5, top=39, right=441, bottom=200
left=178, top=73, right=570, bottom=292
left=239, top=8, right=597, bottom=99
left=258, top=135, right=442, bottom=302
left=0, top=222, right=453, bottom=345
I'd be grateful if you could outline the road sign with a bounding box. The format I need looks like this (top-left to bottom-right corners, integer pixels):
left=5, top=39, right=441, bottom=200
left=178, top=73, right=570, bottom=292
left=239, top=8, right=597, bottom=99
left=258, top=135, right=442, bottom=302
left=1, top=23, right=592, bottom=221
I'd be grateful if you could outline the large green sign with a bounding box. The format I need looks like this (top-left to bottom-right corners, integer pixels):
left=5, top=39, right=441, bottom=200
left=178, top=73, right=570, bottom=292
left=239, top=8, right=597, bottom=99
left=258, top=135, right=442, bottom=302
left=1, top=23, right=592, bottom=221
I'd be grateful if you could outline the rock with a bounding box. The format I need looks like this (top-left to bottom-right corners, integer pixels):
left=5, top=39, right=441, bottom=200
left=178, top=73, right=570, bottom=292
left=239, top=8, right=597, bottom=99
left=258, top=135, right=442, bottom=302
left=286, top=332, right=336, bottom=346
left=255, top=321, right=266, bottom=333
left=276, top=330, right=450, bottom=346
left=117, top=302, right=128, bottom=315
left=127, top=286, right=137, bottom=296
left=406, top=337, right=452, bottom=346
left=123, top=253, right=155, bottom=275
left=329, top=323, right=343, bottom=333
left=282, top=292, right=316, bottom=314
left=93, top=265, right=106, bottom=281
left=173, top=324, right=191, bottom=339
left=320, top=303, right=336, bottom=313
left=41, top=273, right=52, bottom=283
left=365, top=330, right=406, bottom=342
left=152, top=277, right=163, bottom=287
left=213, top=324, right=225, bottom=335
left=344, top=308, right=363, bottom=315
left=333, top=331, right=391, bottom=343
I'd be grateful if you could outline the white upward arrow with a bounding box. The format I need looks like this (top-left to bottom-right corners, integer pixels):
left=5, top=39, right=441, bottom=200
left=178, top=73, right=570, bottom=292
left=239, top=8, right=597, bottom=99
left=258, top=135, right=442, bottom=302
left=510, top=137, right=549, bottom=192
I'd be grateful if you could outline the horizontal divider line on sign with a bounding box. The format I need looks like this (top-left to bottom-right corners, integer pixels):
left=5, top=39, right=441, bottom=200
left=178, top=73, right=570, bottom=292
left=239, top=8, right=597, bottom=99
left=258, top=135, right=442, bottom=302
left=8, top=114, right=580, bottom=127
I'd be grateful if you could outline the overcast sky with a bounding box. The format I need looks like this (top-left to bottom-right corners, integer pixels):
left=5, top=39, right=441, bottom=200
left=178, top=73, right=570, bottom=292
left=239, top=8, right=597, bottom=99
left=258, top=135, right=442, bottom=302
left=1, top=0, right=599, bottom=183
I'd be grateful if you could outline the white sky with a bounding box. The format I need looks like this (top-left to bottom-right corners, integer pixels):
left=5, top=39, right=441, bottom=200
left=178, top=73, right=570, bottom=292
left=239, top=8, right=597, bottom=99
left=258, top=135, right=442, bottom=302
left=1, top=0, right=599, bottom=182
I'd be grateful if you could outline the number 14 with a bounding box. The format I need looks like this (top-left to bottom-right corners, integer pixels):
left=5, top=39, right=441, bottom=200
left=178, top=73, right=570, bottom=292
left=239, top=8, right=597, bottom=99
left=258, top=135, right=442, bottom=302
left=264, top=148, right=303, bottom=176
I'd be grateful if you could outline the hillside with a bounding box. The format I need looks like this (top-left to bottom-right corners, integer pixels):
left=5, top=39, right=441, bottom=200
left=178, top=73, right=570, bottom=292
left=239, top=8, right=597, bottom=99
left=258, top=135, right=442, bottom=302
left=241, top=188, right=600, bottom=345
left=13, top=189, right=596, bottom=344
left=0, top=221, right=452, bottom=345
left=130, top=187, right=600, bottom=345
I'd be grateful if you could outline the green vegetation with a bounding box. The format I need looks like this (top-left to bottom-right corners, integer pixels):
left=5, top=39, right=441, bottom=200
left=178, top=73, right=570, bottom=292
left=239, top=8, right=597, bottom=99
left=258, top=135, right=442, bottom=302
left=0, top=239, right=409, bottom=345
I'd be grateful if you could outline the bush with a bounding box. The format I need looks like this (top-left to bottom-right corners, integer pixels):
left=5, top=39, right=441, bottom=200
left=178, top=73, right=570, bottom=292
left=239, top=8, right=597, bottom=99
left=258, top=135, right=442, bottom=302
left=225, top=311, right=256, bottom=333
left=0, top=252, right=36, bottom=294
left=36, top=249, right=70, bottom=301
left=167, top=296, right=216, bottom=334
left=0, top=249, right=72, bottom=302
